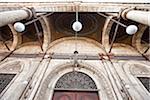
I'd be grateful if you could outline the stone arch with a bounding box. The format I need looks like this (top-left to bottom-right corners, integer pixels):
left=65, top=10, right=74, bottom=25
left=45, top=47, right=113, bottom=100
left=132, top=24, right=148, bottom=54
left=0, top=58, right=41, bottom=100
left=47, top=37, right=142, bottom=56
left=39, top=16, right=51, bottom=52
left=122, top=61, right=150, bottom=100
left=36, top=62, right=116, bottom=100
left=8, top=24, right=22, bottom=51
left=0, top=24, right=22, bottom=51
left=132, top=24, right=149, bottom=60
left=102, top=16, right=115, bottom=50
left=47, top=37, right=106, bottom=54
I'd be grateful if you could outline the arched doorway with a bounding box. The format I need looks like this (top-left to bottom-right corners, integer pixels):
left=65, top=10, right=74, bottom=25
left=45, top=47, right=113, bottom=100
left=52, top=71, right=99, bottom=100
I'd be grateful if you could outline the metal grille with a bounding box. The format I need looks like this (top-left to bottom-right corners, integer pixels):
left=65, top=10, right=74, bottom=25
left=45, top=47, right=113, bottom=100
left=138, top=77, right=150, bottom=92
left=55, top=71, right=97, bottom=89
left=0, top=74, right=16, bottom=94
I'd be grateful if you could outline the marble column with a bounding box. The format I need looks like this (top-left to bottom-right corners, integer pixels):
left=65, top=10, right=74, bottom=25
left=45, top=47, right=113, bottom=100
left=0, top=8, right=32, bottom=27
left=122, top=9, right=150, bottom=26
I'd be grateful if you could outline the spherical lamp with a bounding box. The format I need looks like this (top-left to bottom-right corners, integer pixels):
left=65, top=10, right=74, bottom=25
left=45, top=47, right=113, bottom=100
left=14, top=22, right=25, bottom=32
left=72, top=21, right=82, bottom=32
left=126, top=25, right=138, bottom=35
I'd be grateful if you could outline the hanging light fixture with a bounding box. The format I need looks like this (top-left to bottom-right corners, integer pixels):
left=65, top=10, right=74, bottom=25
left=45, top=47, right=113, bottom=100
left=72, top=8, right=82, bottom=32
left=72, top=3, right=81, bottom=67
left=72, top=21, right=82, bottom=32
left=13, top=22, right=25, bottom=32
left=13, top=13, right=53, bottom=33
left=126, top=25, right=138, bottom=35
left=97, top=12, right=138, bottom=35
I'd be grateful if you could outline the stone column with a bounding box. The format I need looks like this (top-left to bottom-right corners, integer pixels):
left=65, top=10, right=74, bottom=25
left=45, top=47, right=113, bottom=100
left=122, top=9, right=150, bottom=26
left=0, top=8, right=32, bottom=27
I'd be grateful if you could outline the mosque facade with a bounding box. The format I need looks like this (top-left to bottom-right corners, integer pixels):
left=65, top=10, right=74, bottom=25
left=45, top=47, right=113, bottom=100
left=0, top=1, right=149, bottom=100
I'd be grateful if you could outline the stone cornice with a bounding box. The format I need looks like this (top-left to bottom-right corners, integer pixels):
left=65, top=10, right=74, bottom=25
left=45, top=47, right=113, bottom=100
left=0, top=2, right=150, bottom=12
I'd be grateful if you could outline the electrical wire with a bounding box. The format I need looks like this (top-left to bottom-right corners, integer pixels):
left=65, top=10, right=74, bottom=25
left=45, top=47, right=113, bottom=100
left=31, top=8, right=44, bottom=51
left=73, top=5, right=79, bottom=68
left=19, top=46, right=53, bottom=99
left=97, top=12, right=127, bottom=28
left=109, top=18, right=121, bottom=53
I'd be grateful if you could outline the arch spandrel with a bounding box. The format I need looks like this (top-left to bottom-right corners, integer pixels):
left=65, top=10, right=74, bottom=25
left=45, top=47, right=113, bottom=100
left=130, top=64, right=150, bottom=75
left=47, top=37, right=106, bottom=54
left=0, top=61, right=22, bottom=73
left=35, top=62, right=116, bottom=100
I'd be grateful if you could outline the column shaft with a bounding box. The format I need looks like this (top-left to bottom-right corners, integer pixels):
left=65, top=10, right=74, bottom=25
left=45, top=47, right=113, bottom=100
left=0, top=9, right=32, bottom=27
left=122, top=10, right=150, bottom=26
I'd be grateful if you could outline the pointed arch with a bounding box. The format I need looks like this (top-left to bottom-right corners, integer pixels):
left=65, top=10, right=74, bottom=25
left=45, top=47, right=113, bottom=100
left=35, top=62, right=116, bottom=100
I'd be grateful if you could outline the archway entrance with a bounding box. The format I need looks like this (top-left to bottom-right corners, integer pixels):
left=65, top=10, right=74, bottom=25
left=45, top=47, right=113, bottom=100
left=52, top=71, right=99, bottom=100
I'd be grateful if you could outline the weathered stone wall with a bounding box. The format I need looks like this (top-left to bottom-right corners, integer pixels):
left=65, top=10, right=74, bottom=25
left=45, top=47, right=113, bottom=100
left=0, top=37, right=149, bottom=100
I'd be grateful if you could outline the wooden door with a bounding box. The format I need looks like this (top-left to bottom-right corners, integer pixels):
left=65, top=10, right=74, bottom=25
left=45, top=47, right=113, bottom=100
left=52, top=91, right=99, bottom=100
